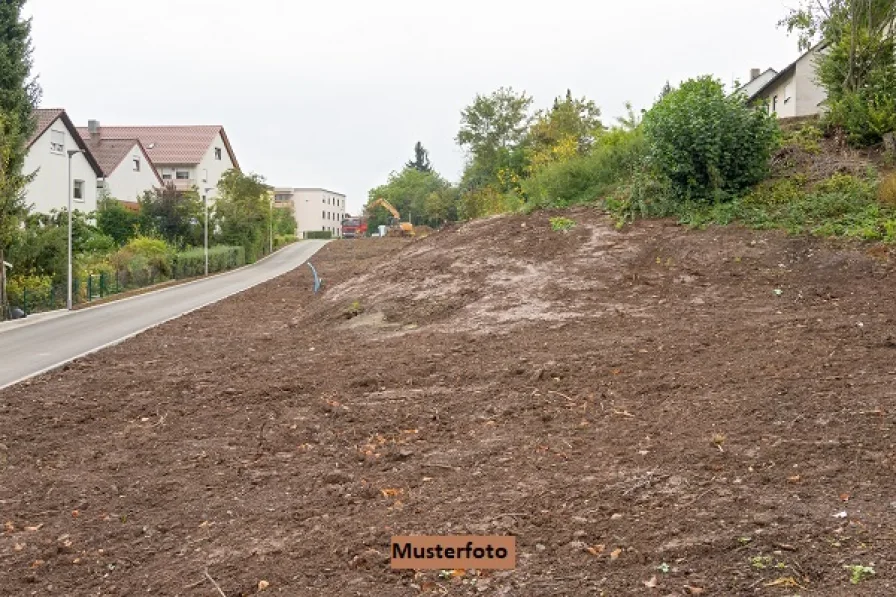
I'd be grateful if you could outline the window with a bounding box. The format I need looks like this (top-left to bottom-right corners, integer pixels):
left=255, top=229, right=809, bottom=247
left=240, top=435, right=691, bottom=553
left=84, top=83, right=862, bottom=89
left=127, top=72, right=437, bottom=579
left=214, top=147, right=222, bottom=160
left=322, top=210, right=326, bottom=219
left=176, top=170, right=190, bottom=180
left=162, top=172, right=172, bottom=180
left=133, top=158, right=141, bottom=172
left=50, top=130, right=65, bottom=154
left=783, top=84, right=792, bottom=104
left=73, top=180, right=84, bottom=201
left=322, top=226, right=326, bottom=231
left=772, top=95, right=778, bottom=113
left=201, top=169, right=208, bottom=183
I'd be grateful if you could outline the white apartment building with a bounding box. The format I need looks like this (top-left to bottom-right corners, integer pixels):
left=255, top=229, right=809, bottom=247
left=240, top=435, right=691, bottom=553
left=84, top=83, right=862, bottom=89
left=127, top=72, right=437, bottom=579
left=275, top=188, right=346, bottom=238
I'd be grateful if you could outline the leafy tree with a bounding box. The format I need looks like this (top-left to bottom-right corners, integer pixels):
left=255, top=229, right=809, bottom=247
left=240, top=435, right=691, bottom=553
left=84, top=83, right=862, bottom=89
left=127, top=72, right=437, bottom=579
left=138, top=184, right=202, bottom=249
left=406, top=142, right=433, bottom=173
left=781, top=0, right=896, bottom=144
left=9, top=210, right=98, bottom=284
left=527, top=90, right=604, bottom=172
left=97, top=193, right=140, bottom=246
left=0, top=0, right=40, bottom=313
left=457, top=87, right=534, bottom=191
left=272, top=207, right=297, bottom=236
left=214, top=169, right=270, bottom=262
left=660, top=81, right=673, bottom=99
left=367, top=167, right=454, bottom=227
left=642, top=76, right=780, bottom=201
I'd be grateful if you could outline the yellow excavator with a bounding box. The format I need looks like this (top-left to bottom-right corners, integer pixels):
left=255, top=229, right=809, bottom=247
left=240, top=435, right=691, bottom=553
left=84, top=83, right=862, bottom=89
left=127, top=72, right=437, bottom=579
left=366, top=198, right=414, bottom=237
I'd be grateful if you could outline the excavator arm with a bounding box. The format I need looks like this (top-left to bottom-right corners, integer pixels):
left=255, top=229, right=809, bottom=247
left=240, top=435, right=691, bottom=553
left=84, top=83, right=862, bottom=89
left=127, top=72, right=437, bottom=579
left=366, top=197, right=401, bottom=220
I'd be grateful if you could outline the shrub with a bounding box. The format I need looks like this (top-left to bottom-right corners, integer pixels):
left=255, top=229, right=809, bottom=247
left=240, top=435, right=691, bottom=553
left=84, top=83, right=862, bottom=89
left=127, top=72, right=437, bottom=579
left=173, top=246, right=246, bottom=278
left=522, top=127, right=647, bottom=208
left=6, top=274, right=54, bottom=313
left=305, top=230, right=333, bottom=240
left=879, top=174, right=896, bottom=206
left=642, top=76, right=780, bottom=202
left=274, top=234, right=297, bottom=249
left=549, top=217, right=576, bottom=232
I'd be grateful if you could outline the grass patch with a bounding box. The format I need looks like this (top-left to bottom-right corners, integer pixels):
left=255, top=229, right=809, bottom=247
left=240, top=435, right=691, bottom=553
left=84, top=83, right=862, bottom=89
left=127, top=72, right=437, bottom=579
left=550, top=217, right=576, bottom=232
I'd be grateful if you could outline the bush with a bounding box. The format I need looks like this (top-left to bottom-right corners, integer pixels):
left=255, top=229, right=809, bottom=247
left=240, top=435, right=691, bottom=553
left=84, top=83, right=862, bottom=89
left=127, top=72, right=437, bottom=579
left=879, top=174, right=896, bottom=206
left=173, top=246, right=246, bottom=278
left=6, top=274, right=55, bottom=313
left=304, top=230, right=333, bottom=240
left=642, top=76, right=780, bottom=202
left=827, top=90, right=896, bottom=147
left=522, top=127, right=647, bottom=208
left=274, top=234, right=297, bottom=249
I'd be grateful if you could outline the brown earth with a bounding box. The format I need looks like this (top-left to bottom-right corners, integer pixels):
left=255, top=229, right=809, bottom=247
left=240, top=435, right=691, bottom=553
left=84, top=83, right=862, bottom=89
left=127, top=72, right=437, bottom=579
left=1, top=209, right=896, bottom=596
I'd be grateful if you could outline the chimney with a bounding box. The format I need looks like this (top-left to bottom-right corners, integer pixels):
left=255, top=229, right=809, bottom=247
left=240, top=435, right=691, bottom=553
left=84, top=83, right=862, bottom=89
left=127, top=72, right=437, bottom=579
left=750, top=68, right=761, bottom=81
left=88, top=120, right=100, bottom=137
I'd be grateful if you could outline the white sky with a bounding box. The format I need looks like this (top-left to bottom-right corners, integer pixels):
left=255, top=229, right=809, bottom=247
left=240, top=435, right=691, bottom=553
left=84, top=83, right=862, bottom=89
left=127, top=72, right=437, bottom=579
left=25, top=0, right=801, bottom=214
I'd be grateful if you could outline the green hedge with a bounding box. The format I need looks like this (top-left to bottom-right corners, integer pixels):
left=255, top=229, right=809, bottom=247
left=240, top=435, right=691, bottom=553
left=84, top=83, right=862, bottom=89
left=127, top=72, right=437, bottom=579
left=173, top=245, right=246, bottom=278
left=304, top=230, right=333, bottom=239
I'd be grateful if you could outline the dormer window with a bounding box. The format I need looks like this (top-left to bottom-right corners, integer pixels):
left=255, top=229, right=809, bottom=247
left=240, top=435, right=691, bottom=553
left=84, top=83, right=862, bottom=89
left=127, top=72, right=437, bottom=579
left=133, top=158, right=141, bottom=171
left=215, top=147, right=222, bottom=160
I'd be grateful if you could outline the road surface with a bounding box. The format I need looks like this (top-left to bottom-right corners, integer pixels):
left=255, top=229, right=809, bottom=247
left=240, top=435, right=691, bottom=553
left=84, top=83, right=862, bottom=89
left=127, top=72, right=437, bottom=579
left=0, top=240, right=328, bottom=390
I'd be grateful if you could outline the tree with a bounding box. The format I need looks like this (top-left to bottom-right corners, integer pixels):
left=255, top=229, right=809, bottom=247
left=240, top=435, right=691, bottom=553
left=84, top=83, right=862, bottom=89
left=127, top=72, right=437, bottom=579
left=457, top=87, right=534, bottom=155
left=367, top=167, right=454, bottom=228
left=214, top=169, right=270, bottom=262
left=0, top=0, right=40, bottom=315
left=406, top=142, right=433, bottom=172
left=527, top=90, right=604, bottom=172
left=781, top=0, right=896, bottom=144
left=97, top=193, right=140, bottom=246
left=642, top=76, right=780, bottom=201
left=138, top=184, right=202, bottom=249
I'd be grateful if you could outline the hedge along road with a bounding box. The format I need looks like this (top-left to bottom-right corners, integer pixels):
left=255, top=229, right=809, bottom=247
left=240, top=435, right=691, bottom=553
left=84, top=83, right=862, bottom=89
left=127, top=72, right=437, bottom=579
left=0, top=240, right=329, bottom=390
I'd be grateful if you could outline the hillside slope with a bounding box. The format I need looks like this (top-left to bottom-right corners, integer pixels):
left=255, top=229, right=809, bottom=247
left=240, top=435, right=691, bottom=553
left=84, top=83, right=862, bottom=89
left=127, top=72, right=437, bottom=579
left=1, top=210, right=895, bottom=596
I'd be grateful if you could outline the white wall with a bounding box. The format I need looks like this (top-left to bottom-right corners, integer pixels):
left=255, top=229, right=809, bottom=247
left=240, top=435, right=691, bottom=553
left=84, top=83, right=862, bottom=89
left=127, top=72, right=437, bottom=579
left=795, top=50, right=828, bottom=117
left=759, top=73, right=797, bottom=118
left=104, top=143, right=160, bottom=201
left=290, top=189, right=347, bottom=238
left=197, top=131, right=235, bottom=201
left=24, top=118, right=98, bottom=215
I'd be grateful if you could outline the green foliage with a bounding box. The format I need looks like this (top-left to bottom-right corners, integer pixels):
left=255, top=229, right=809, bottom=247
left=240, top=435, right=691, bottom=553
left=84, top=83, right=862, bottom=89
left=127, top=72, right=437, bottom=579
left=305, top=230, right=333, bottom=240
left=458, top=185, right=522, bottom=220
left=549, top=216, right=576, bottom=232
left=274, top=234, right=297, bottom=249
left=214, top=169, right=270, bottom=262
left=97, top=194, right=140, bottom=245
left=646, top=173, right=896, bottom=242
left=8, top=210, right=99, bottom=283
left=367, top=167, right=456, bottom=227
left=522, top=127, right=647, bottom=208
left=406, top=141, right=432, bottom=173
left=172, top=245, right=245, bottom=278
left=527, top=89, right=604, bottom=170
left=845, top=564, right=876, bottom=585
left=272, top=207, right=296, bottom=236
left=5, top=273, right=52, bottom=310
left=138, top=184, right=203, bottom=248
left=642, top=76, right=780, bottom=202
left=782, top=122, right=824, bottom=154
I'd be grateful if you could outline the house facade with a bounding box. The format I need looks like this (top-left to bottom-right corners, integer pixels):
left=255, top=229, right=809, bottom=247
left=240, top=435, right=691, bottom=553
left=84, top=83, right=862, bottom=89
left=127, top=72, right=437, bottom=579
left=275, top=188, right=346, bottom=238
left=24, top=109, right=102, bottom=215
left=76, top=124, right=239, bottom=203
left=81, top=123, right=162, bottom=202
left=745, top=45, right=828, bottom=119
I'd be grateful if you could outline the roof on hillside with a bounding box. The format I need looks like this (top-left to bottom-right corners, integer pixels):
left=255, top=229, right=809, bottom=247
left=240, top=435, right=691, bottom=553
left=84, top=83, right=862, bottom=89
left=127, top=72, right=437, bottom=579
left=81, top=137, right=163, bottom=184
left=75, top=125, right=240, bottom=169
left=28, top=108, right=103, bottom=177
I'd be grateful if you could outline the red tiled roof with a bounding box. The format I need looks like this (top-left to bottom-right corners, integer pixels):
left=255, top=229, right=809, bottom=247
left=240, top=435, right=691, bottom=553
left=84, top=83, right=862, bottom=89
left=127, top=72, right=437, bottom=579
left=75, top=125, right=239, bottom=169
left=28, top=108, right=65, bottom=147
left=81, top=137, right=163, bottom=184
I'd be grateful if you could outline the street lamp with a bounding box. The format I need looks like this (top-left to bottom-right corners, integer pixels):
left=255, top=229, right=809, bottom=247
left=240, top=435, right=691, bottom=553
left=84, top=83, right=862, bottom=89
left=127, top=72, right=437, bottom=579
left=203, top=188, right=213, bottom=276
left=66, top=149, right=82, bottom=310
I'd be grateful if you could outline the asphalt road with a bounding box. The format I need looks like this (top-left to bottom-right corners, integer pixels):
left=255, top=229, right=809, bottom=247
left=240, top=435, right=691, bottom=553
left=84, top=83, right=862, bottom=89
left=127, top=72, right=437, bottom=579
left=0, top=240, right=328, bottom=390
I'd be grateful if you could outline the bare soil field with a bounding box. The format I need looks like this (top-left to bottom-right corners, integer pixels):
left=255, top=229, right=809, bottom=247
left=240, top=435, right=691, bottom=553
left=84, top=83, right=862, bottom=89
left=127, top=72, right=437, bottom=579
left=2, top=209, right=896, bottom=596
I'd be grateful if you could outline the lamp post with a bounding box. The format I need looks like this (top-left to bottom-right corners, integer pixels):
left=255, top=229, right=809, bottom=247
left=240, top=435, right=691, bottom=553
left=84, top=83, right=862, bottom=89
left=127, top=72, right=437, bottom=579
left=203, top=188, right=213, bottom=276
left=269, top=193, right=274, bottom=255
left=66, top=149, right=82, bottom=310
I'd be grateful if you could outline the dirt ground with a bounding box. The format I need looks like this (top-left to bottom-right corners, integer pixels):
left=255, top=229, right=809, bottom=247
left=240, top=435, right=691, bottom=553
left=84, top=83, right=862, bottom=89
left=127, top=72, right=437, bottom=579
left=2, top=208, right=896, bottom=596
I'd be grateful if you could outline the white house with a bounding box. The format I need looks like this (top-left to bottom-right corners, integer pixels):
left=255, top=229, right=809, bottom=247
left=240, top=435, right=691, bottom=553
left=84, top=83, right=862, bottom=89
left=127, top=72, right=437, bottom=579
left=24, top=109, right=102, bottom=215
left=80, top=122, right=162, bottom=202
left=743, top=45, right=828, bottom=119
left=274, top=188, right=346, bottom=238
left=734, top=68, right=778, bottom=100
left=76, top=124, right=239, bottom=204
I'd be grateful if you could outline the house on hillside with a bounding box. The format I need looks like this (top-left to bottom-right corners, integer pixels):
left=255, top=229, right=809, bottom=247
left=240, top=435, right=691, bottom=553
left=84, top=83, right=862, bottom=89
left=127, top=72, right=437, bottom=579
left=734, top=68, right=778, bottom=99
left=24, top=109, right=103, bottom=215
left=740, top=45, right=828, bottom=119
left=80, top=121, right=163, bottom=203
left=76, top=123, right=239, bottom=204
left=274, top=188, right=346, bottom=238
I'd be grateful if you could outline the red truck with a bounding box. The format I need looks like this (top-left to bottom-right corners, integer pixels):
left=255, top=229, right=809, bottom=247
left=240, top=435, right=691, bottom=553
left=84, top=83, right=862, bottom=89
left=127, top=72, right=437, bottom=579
left=341, top=216, right=367, bottom=239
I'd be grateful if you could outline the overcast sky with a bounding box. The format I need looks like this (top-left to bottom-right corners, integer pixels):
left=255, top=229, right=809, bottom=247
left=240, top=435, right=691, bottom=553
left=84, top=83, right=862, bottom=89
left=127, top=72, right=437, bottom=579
left=26, top=0, right=801, bottom=214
